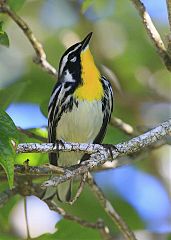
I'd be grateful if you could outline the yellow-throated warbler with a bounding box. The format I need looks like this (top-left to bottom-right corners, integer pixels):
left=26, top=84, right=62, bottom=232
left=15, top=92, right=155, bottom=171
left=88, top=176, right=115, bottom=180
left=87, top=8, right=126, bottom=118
left=46, top=32, right=113, bottom=202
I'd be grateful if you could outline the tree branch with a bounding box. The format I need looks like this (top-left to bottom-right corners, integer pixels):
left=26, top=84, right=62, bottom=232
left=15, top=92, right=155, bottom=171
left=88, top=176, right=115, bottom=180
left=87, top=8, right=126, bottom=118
left=32, top=179, right=134, bottom=239
left=130, top=0, right=171, bottom=71
left=0, top=1, right=169, bottom=239
left=14, top=164, right=64, bottom=176
left=16, top=119, right=171, bottom=187
left=18, top=115, right=138, bottom=143
left=167, top=0, right=171, bottom=32
left=30, top=184, right=113, bottom=239
left=166, top=0, right=171, bottom=57
left=0, top=183, right=113, bottom=239
left=18, top=127, right=47, bottom=142
left=87, top=173, right=137, bottom=240
left=5, top=135, right=165, bottom=179
left=69, top=172, right=87, bottom=205
left=44, top=199, right=113, bottom=240
left=110, top=116, right=138, bottom=136
left=0, top=1, right=57, bottom=76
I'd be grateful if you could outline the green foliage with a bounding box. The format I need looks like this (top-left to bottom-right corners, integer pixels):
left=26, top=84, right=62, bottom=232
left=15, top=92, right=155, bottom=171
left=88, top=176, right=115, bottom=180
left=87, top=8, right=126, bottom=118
left=15, top=128, right=48, bottom=166
left=0, top=21, right=9, bottom=47
left=40, top=97, right=49, bottom=118
left=58, top=184, right=144, bottom=233
left=0, top=0, right=169, bottom=239
left=0, top=234, right=20, bottom=240
left=7, top=0, right=26, bottom=11
left=168, top=234, right=171, bottom=240
left=0, top=193, right=20, bottom=233
left=36, top=219, right=101, bottom=240
left=0, top=80, right=29, bottom=110
left=82, top=0, right=94, bottom=13
left=0, top=108, right=19, bottom=188
left=81, top=0, right=108, bottom=13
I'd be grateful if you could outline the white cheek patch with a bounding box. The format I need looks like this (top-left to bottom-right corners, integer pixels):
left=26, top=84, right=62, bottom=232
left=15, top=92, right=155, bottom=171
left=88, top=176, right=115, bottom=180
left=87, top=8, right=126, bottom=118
left=64, top=70, right=75, bottom=83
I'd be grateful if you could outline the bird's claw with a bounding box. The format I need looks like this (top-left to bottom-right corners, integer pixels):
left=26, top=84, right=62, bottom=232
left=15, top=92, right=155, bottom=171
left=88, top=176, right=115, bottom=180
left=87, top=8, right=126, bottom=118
left=102, top=144, right=121, bottom=160
left=54, top=139, right=65, bottom=150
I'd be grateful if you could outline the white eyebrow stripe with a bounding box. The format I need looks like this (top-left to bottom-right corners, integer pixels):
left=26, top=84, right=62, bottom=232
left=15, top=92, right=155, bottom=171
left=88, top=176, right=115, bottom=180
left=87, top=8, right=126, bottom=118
left=60, top=55, right=68, bottom=76
left=59, top=43, right=81, bottom=76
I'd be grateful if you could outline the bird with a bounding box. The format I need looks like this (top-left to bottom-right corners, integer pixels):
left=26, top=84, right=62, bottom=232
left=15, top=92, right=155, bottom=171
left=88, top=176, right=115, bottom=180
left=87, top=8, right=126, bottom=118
left=46, top=32, right=113, bottom=203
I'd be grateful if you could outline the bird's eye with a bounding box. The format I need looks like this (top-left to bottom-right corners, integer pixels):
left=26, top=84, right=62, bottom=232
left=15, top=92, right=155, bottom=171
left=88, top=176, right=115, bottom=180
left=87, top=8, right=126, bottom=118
left=70, top=56, right=77, bottom=62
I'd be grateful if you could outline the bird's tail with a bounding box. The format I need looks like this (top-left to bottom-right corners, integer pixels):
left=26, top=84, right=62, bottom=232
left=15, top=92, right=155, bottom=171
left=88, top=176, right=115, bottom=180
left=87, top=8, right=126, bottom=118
left=42, top=179, right=72, bottom=203
left=57, top=180, right=72, bottom=202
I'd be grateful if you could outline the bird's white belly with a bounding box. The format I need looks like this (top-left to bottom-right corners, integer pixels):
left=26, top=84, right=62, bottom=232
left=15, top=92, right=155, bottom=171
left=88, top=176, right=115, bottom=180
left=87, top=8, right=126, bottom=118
left=57, top=100, right=103, bottom=143
left=57, top=100, right=103, bottom=166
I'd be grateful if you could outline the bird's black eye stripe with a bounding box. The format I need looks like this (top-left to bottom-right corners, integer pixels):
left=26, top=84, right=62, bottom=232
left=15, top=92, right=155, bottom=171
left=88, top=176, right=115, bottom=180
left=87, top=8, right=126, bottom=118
left=68, top=53, right=75, bottom=61
left=64, top=82, right=71, bottom=88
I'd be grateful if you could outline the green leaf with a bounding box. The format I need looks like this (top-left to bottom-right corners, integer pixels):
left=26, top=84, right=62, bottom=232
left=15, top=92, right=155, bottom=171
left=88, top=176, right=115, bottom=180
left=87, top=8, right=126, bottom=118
left=57, top=220, right=101, bottom=240
left=82, top=0, right=94, bottom=12
left=36, top=219, right=101, bottom=240
left=0, top=80, right=28, bottom=110
left=7, top=0, right=26, bottom=11
left=0, top=31, right=9, bottom=47
left=0, top=21, right=9, bottom=47
left=167, top=234, right=171, bottom=240
left=93, top=0, right=107, bottom=12
left=0, top=233, right=20, bottom=240
left=0, top=193, right=20, bottom=232
left=0, top=108, right=19, bottom=188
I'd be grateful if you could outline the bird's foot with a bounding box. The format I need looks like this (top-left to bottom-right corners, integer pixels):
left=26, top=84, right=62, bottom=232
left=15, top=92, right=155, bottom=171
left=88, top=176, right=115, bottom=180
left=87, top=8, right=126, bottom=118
left=102, top=144, right=121, bottom=160
left=55, top=139, right=65, bottom=149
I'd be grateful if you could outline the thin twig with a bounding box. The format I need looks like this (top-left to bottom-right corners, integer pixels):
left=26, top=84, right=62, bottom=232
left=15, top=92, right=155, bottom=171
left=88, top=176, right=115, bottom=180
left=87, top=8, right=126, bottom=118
left=41, top=119, right=171, bottom=187
left=130, top=0, right=171, bottom=71
left=167, top=0, right=171, bottom=32
left=87, top=173, right=137, bottom=240
left=44, top=199, right=113, bottom=240
left=2, top=136, right=164, bottom=178
left=110, top=116, right=138, bottom=136
left=69, top=172, right=88, bottom=205
left=17, top=119, right=171, bottom=156
left=14, top=164, right=64, bottom=176
left=34, top=119, right=170, bottom=187
left=166, top=0, right=171, bottom=57
left=24, top=197, right=31, bottom=239
left=15, top=119, right=171, bottom=187
left=18, top=127, right=47, bottom=142
left=0, top=2, right=57, bottom=76
left=30, top=184, right=113, bottom=239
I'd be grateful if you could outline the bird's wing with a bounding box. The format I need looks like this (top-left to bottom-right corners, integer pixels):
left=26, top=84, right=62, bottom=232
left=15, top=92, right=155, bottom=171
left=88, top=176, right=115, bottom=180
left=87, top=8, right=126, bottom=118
left=48, top=81, right=76, bottom=165
left=48, top=82, right=62, bottom=165
left=93, top=76, right=113, bottom=144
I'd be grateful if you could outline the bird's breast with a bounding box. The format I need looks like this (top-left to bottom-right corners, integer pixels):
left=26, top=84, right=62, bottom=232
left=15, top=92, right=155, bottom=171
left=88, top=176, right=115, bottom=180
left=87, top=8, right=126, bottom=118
left=57, top=100, right=103, bottom=143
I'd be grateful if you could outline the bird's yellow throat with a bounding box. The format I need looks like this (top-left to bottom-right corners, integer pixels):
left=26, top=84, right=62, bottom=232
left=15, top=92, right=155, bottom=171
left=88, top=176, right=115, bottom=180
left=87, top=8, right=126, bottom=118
left=74, top=47, right=104, bottom=101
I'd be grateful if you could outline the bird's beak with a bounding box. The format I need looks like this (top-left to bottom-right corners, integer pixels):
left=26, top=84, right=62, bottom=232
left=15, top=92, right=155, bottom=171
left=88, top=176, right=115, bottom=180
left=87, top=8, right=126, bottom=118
left=81, top=32, right=93, bottom=51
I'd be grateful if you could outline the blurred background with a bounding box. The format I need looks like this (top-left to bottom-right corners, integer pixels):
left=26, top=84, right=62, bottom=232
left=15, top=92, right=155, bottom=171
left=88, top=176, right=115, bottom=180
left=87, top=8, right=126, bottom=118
left=0, top=0, right=171, bottom=239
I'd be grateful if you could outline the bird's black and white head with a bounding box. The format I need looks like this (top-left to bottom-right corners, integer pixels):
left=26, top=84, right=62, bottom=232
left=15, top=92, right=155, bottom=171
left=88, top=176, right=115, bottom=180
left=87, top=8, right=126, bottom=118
left=58, top=32, right=98, bottom=84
